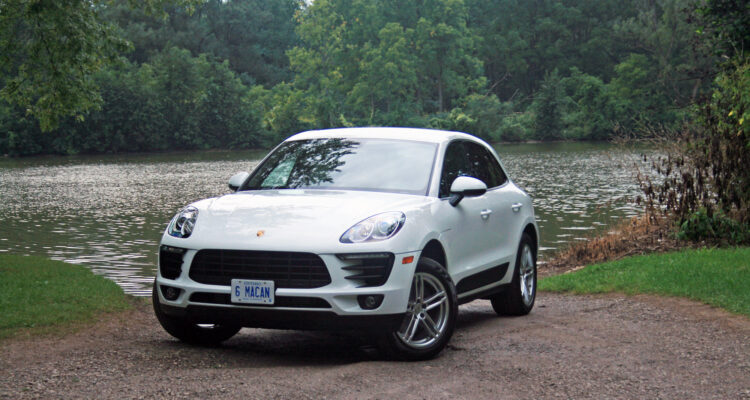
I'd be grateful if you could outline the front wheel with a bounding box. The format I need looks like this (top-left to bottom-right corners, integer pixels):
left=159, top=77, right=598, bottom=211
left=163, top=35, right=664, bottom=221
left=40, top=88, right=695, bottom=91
left=152, top=283, right=240, bottom=346
left=491, top=233, right=536, bottom=316
left=380, top=257, right=458, bottom=360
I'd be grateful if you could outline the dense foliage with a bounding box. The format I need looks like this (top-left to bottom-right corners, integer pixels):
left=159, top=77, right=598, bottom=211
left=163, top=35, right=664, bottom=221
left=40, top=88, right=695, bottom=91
left=0, top=48, right=264, bottom=154
left=638, top=0, right=749, bottom=244
left=0, top=0, right=203, bottom=131
left=0, top=0, right=727, bottom=156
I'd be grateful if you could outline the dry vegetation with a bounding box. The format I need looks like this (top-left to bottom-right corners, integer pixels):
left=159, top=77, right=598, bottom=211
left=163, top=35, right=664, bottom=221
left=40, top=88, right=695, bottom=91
left=540, top=215, right=688, bottom=277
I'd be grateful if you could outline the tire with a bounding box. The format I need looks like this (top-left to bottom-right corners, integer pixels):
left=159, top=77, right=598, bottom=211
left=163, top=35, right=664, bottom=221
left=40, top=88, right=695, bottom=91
left=152, top=283, right=240, bottom=346
left=491, top=233, right=536, bottom=316
left=379, top=257, right=458, bottom=361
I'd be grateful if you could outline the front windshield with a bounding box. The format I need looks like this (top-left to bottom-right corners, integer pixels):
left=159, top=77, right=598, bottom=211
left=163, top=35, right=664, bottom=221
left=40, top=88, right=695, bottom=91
left=243, top=138, right=438, bottom=195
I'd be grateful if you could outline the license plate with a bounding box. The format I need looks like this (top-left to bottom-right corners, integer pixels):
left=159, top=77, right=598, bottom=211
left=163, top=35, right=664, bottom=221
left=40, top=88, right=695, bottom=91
left=230, top=279, right=275, bottom=305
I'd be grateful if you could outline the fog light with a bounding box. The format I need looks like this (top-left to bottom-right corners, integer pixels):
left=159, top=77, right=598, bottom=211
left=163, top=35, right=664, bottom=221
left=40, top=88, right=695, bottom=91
left=357, top=294, right=384, bottom=310
left=160, top=285, right=181, bottom=301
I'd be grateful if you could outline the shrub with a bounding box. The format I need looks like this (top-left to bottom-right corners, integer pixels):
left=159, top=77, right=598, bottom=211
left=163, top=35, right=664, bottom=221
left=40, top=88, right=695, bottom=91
left=559, top=68, right=617, bottom=140
left=427, top=94, right=509, bottom=141
left=677, top=209, right=750, bottom=244
left=497, top=111, right=534, bottom=142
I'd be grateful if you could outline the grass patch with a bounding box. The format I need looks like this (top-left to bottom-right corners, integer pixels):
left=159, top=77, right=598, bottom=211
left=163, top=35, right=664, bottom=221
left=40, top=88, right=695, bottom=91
left=0, top=254, right=132, bottom=340
left=540, top=247, right=750, bottom=317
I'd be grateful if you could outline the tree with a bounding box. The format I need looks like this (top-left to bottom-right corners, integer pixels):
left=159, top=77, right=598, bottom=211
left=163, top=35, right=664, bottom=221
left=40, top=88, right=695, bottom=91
left=608, top=53, right=674, bottom=128
left=532, top=70, right=564, bottom=140
left=147, top=46, right=263, bottom=149
left=559, top=68, right=616, bottom=140
left=102, top=0, right=302, bottom=87
left=288, top=0, right=485, bottom=126
left=412, top=0, right=485, bottom=113
left=695, top=0, right=750, bottom=59
left=0, top=0, right=201, bottom=131
left=613, top=0, right=714, bottom=108
left=248, top=82, right=312, bottom=144
left=466, top=0, right=642, bottom=102
left=350, top=22, right=419, bottom=124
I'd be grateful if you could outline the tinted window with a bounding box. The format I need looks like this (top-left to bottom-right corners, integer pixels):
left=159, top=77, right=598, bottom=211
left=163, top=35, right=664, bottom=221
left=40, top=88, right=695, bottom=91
left=439, top=141, right=471, bottom=198
left=465, top=142, right=507, bottom=188
left=244, top=138, right=437, bottom=195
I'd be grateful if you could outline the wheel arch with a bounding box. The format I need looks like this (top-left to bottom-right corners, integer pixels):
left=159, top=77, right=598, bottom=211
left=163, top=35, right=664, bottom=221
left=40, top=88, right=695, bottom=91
left=522, top=223, right=538, bottom=256
left=420, top=239, right=447, bottom=270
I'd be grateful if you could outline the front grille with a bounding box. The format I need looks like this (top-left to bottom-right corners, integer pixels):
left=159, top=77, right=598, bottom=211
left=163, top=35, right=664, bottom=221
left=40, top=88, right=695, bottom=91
left=189, top=292, right=332, bottom=309
left=159, top=245, right=186, bottom=280
left=189, top=250, right=331, bottom=288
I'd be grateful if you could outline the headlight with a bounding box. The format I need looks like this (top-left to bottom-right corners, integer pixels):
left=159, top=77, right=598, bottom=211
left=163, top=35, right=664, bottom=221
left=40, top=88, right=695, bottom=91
left=340, top=212, right=405, bottom=243
left=168, top=206, right=199, bottom=238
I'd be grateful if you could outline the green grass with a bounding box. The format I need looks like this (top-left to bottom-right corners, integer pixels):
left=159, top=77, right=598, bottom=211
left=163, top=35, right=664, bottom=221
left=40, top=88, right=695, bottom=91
left=0, top=254, right=132, bottom=340
left=540, top=247, right=750, bottom=317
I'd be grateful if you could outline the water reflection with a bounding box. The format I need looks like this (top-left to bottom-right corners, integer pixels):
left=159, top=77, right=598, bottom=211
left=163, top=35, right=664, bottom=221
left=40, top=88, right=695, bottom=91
left=0, top=150, right=266, bottom=296
left=497, top=142, right=654, bottom=253
left=0, top=143, right=654, bottom=295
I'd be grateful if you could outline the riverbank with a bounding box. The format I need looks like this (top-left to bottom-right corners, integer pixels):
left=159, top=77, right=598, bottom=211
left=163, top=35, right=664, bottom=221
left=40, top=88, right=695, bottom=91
left=539, top=215, right=683, bottom=276
left=0, top=255, right=133, bottom=340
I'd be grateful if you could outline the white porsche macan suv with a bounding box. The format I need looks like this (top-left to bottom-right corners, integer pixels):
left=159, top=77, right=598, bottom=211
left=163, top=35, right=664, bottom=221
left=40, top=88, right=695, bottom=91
left=153, top=127, right=539, bottom=360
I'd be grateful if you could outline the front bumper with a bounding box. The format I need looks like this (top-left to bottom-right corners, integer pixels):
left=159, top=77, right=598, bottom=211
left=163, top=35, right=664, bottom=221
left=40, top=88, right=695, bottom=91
left=159, top=303, right=405, bottom=331
left=155, top=249, right=420, bottom=328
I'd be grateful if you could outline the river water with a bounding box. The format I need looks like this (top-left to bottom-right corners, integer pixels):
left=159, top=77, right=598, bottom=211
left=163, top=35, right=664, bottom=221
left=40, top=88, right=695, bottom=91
left=0, top=142, right=652, bottom=295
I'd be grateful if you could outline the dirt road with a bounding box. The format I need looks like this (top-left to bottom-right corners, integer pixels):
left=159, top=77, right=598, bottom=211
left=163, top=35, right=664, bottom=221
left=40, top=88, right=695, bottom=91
left=1, top=293, right=749, bottom=399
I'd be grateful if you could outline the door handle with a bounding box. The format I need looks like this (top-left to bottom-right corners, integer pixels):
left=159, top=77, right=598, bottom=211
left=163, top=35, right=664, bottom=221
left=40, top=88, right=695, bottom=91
left=511, top=203, right=523, bottom=212
left=480, top=209, right=492, bottom=219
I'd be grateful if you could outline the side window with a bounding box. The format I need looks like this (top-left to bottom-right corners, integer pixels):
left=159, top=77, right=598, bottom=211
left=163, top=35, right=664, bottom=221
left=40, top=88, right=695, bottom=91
left=466, top=142, right=508, bottom=188
left=485, top=149, right=508, bottom=187
left=439, top=141, right=469, bottom=198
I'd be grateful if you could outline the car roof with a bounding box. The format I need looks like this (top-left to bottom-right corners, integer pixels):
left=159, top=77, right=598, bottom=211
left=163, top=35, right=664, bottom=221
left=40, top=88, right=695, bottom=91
left=286, top=127, right=480, bottom=145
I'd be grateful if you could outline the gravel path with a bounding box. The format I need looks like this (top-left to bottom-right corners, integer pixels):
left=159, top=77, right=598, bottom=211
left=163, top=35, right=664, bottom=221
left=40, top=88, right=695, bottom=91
left=1, top=293, right=749, bottom=399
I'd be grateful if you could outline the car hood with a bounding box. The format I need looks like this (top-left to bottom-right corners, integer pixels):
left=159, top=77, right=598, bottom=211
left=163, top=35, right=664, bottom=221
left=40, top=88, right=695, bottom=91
left=181, top=189, right=432, bottom=251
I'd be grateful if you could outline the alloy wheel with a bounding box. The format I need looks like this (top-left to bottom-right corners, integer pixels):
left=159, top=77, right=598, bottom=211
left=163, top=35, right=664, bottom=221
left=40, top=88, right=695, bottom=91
left=519, top=244, right=535, bottom=307
left=397, top=272, right=450, bottom=349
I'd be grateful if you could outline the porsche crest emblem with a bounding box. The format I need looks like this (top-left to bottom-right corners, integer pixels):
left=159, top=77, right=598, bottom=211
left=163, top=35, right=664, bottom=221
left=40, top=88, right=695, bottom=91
left=256, top=230, right=265, bottom=237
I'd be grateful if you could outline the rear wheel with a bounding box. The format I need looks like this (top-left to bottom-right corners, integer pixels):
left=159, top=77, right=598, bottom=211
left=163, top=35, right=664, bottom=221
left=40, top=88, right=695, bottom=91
left=380, top=257, right=457, bottom=360
left=491, top=233, right=536, bottom=316
left=152, top=284, right=240, bottom=346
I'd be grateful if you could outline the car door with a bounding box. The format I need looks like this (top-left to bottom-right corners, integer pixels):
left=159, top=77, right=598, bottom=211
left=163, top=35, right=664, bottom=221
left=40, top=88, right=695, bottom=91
left=436, top=141, right=496, bottom=282
left=464, top=141, right=521, bottom=269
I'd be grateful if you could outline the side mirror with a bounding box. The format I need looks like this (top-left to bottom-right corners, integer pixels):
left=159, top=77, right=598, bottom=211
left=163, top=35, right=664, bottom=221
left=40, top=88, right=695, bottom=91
left=449, top=176, right=487, bottom=206
left=228, top=172, right=250, bottom=192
